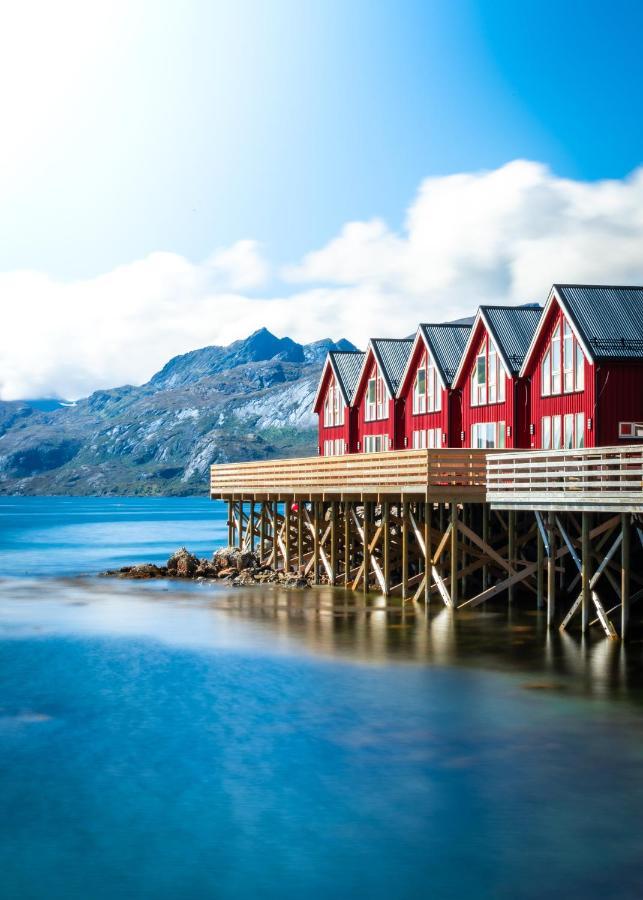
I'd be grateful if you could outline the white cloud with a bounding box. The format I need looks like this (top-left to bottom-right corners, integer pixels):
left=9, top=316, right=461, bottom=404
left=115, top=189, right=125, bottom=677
left=2, top=160, right=643, bottom=400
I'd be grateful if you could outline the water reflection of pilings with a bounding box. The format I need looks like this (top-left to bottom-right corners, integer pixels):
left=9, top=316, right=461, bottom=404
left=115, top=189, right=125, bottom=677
left=214, top=587, right=640, bottom=699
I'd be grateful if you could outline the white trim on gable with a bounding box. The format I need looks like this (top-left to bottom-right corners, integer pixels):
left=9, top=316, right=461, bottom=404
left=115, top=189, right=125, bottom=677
left=519, top=286, right=594, bottom=378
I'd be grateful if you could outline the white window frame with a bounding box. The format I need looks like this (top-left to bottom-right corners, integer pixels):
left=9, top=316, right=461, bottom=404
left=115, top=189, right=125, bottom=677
left=575, top=413, right=585, bottom=448
left=551, top=324, right=561, bottom=394
left=542, top=416, right=551, bottom=450
left=552, top=414, right=562, bottom=450
left=413, top=367, right=426, bottom=414
left=364, top=433, right=387, bottom=453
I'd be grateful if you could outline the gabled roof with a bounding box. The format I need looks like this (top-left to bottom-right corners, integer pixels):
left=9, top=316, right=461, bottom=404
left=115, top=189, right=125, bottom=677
left=521, top=284, right=643, bottom=374
left=329, top=350, right=365, bottom=404
left=371, top=338, right=414, bottom=396
left=453, top=304, right=543, bottom=386
left=312, top=350, right=364, bottom=411
left=354, top=338, right=413, bottom=401
left=419, top=323, right=471, bottom=387
left=398, top=322, right=471, bottom=396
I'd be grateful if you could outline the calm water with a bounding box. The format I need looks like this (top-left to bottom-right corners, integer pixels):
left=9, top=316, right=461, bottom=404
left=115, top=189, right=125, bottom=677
left=1, top=497, right=643, bottom=899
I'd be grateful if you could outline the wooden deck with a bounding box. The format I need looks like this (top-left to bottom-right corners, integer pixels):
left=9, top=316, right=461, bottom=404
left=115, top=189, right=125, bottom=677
left=486, top=445, right=643, bottom=512
left=210, top=448, right=493, bottom=502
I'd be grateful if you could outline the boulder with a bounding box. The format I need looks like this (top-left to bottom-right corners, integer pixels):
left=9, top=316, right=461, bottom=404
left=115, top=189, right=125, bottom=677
left=212, top=546, right=259, bottom=571
left=167, top=547, right=199, bottom=577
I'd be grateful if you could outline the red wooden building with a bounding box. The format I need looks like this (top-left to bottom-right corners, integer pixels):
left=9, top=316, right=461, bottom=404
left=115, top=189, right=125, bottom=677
left=452, top=305, right=543, bottom=449
left=313, top=350, right=364, bottom=455
left=520, top=284, right=643, bottom=449
left=397, top=323, right=471, bottom=449
left=352, top=339, right=413, bottom=452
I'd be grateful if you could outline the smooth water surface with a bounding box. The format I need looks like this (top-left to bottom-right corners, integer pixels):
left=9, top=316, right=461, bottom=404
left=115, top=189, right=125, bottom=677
left=1, top=497, right=643, bottom=899
left=0, top=496, right=227, bottom=576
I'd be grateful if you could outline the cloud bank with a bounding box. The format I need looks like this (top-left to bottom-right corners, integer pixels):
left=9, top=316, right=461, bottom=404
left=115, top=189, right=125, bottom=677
left=3, top=160, right=643, bottom=400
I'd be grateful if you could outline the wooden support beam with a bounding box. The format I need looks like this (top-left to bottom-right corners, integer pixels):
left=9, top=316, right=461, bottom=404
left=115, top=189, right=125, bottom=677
left=330, top=501, right=338, bottom=585
left=622, top=513, right=630, bottom=639
left=344, top=501, right=351, bottom=585
left=536, top=518, right=544, bottom=609
left=259, top=503, right=266, bottom=562
left=581, top=512, right=590, bottom=633
left=507, top=509, right=516, bottom=604
left=383, top=501, right=391, bottom=597
left=401, top=501, right=409, bottom=600
left=482, top=503, right=489, bottom=589
left=313, top=501, right=320, bottom=584
left=424, top=501, right=431, bottom=604
left=547, top=512, right=556, bottom=627
left=283, top=501, right=291, bottom=572
left=363, top=503, right=370, bottom=595
left=297, top=503, right=303, bottom=571
left=450, top=503, right=459, bottom=607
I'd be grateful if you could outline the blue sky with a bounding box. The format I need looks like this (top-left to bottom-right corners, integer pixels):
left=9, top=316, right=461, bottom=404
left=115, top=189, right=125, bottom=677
left=2, top=0, right=641, bottom=277
left=1, top=0, right=643, bottom=399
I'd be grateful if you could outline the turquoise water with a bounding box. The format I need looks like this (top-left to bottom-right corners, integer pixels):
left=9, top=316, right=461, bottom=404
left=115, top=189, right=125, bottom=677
left=1, top=497, right=643, bottom=898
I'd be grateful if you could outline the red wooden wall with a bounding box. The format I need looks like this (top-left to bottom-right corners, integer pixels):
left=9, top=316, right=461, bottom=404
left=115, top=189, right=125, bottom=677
left=458, top=323, right=521, bottom=448
left=397, top=339, right=461, bottom=447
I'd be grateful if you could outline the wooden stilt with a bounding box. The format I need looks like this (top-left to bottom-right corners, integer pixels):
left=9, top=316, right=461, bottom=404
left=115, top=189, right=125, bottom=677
left=383, top=501, right=390, bottom=596
left=284, top=500, right=291, bottom=572
left=249, top=502, right=255, bottom=553
left=344, top=502, right=351, bottom=585
left=581, top=512, right=590, bottom=633
left=401, top=500, right=409, bottom=600
left=424, top=500, right=431, bottom=604
left=450, top=502, right=458, bottom=607
left=547, top=512, right=556, bottom=627
left=227, top=501, right=234, bottom=547
left=272, top=502, right=279, bottom=569
left=508, top=509, right=516, bottom=604
left=622, top=513, right=630, bottom=639
left=297, top=503, right=303, bottom=571
left=536, top=517, right=544, bottom=609
left=363, top=502, right=370, bottom=595
left=330, top=501, right=338, bottom=585
left=482, top=503, right=489, bottom=589
left=313, top=502, right=320, bottom=584
left=259, top=502, right=266, bottom=562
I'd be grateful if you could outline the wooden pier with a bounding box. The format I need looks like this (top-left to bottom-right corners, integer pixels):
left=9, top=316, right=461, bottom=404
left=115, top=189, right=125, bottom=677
left=211, top=446, right=643, bottom=639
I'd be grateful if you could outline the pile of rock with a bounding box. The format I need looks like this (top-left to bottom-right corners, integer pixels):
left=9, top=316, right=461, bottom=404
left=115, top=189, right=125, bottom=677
left=101, top=546, right=311, bottom=588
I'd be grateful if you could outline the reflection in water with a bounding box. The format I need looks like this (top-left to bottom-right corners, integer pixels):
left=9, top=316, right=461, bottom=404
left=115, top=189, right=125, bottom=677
left=215, top=585, right=642, bottom=701
left=7, top=576, right=632, bottom=704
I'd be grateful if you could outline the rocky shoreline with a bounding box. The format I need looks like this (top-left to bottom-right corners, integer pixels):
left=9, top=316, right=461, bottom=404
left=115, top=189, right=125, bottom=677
left=100, top=546, right=313, bottom=588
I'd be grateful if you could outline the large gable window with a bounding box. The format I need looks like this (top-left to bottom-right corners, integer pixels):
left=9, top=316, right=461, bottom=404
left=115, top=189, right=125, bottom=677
left=471, top=337, right=505, bottom=407
left=365, top=368, right=387, bottom=422
left=413, top=349, right=442, bottom=414
left=541, top=313, right=585, bottom=396
left=323, top=377, right=344, bottom=427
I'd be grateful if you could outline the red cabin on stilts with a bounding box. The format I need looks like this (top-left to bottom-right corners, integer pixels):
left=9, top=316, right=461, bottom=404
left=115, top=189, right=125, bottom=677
left=352, top=339, right=413, bottom=452
left=520, top=284, right=643, bottom=449
left=314, top=350, right=364, bottom=455
left=397, top=323, right=471, bottom=449
left=452, top=305, right=543, bottom=449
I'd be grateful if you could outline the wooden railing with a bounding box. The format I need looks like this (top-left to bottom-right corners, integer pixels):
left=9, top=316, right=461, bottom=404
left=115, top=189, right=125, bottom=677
left=210, top=448, right=494, bottom=500
left=486, top=445, right=643, bottom=511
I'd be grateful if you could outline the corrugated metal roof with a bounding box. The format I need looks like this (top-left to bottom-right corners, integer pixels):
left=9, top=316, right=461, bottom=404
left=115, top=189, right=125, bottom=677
left=329, top=350, right=365, bottom=404
left=482, top=305, right=543, bottom=373
left=419, top=323, right=471, bottom=386
left=554, top=285, right=643, bottom=360
left=372, top=339, right=413, bottom=394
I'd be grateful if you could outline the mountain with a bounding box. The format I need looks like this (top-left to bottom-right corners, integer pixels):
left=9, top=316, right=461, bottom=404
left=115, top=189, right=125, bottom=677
left=0, top=329, right=357, bottom=496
